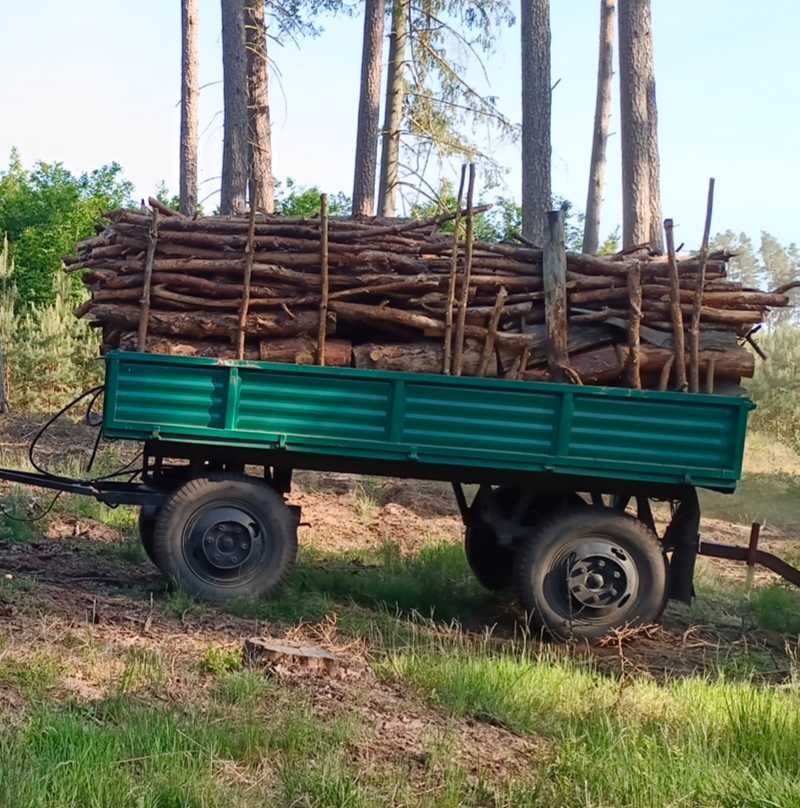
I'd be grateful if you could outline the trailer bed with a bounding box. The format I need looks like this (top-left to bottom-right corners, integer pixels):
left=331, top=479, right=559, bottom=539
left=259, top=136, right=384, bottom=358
left=102, top=351, right=753, bottom=493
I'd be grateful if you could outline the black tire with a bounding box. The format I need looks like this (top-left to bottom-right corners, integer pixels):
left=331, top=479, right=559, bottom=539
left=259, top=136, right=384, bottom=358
left=152, top=475, right=298, bottom=602
left=514, top=508, right=668, bottom=640
left=465, top=487, right=585, bottom=593
left=138, top=505, right=159, bottom=566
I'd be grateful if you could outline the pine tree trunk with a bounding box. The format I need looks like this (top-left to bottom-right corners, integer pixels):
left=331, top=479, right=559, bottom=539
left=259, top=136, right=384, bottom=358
left=582, top=0, right=615, bottom=254
left=618, top=0, right=663, bottom=252
left=520, top=0, right=552, bottom=246
left=378, top=0, right=408, bottom=218
left=245, top=0, right=274, bottom=213
left=220, top=0, right=248, bottom=215
left=180, top=0, right=199, bottom=217
left=352, top=0, right=385, bottom=218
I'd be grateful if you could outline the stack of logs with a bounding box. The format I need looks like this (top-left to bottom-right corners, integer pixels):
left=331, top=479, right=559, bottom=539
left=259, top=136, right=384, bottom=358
left=64, top=192, right=794, bottom=393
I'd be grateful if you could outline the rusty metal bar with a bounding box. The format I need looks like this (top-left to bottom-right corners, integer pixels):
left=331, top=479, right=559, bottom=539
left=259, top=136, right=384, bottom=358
left=698, top=535, right=800, bottom=589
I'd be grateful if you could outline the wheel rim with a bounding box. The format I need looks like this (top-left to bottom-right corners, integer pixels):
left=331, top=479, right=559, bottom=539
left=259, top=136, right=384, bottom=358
left=542, top=536, right=639, bottom=623
left=182, top=502, right=268, bottom=586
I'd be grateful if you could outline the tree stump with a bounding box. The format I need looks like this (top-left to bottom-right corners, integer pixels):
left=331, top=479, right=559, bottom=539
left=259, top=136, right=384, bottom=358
left=244, top=637, right=339, bottom=676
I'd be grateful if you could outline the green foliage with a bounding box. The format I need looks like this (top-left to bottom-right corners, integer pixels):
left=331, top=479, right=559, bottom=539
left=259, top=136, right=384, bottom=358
left=745, top=325, right=800, bottom=452
left=0, top=270, right=101, bottom=413
left=275, top=178, right=351, bottom=217
left=0, top=150, right=133, bottom=307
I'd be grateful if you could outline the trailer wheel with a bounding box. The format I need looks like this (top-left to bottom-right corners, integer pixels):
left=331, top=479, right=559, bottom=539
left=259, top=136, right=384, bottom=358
left=152, top=475, right=297, bottom=602
left=138, top=505, right=159, bottom=566
left=466, top=488, right=585, bottom=592
left=514, top=508, right=667, bottom=640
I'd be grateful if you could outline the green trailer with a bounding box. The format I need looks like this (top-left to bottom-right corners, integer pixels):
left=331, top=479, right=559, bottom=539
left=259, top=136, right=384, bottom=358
left=5, top=350, right=793, bottom=639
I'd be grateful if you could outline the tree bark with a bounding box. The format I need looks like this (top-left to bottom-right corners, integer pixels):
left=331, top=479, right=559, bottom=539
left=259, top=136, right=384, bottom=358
left=180, top=0, right=199, bottom=217
left=520, top=0, right=551, bottom=245
left=352, top=0, right=385, bottom=217
left=354, top=339, right=496, bottom=376
left=245, top=0, right=274, bottom=212
left=220, top=0, right=248, bottom=215
left=583, top=0, right=615, bottom=254
left=618, top=0, right=663, bottom=251
left=378, top=0, right=409, bottom=218
left=85, top=304, right=332, bottom=340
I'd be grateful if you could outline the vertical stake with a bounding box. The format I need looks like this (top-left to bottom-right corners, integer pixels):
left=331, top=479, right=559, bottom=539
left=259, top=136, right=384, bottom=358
left=137, top=208, right=159, bottom=352
left=237, top=200, right=257, bottom=360
left=317, top=193, right=330, bottom=365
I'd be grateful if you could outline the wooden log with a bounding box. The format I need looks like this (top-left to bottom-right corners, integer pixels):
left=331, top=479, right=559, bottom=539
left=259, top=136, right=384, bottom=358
left=523, top=343, right=754, bottom=385
left=317, top=194, right=330, bottom=365
left=477, top=287, right=507, bottom=377
left=120, top=332, right=260, bottom=359
left=453, top=163, right=476, bottom=375
left=83, top=304, right=332, bottom=339
left=689, top=178, right=715, bottom=392
left=260, top=336, right=351, bottom=366
left=664, top=218, right=688, bottom=391
left=626, top=262, right=642, bottom=389
left=354, top=339, right=499, bottom=376
left=117, top=333, right=352, bottom=365
left=443, top=164, right=467, bottom=374
left=543, top=210, right=569, bottom=381
left=658, top=355, right=674, bottom=390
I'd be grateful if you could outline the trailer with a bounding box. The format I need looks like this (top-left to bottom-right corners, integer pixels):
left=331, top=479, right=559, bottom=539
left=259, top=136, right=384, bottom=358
left=2, top=350, right=797, bottom=639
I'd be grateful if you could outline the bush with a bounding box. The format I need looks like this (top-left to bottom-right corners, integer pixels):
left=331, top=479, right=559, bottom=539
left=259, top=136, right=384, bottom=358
left=745, top=325, right=800, bottom=452
left=0, top=238, right=100, bottom=413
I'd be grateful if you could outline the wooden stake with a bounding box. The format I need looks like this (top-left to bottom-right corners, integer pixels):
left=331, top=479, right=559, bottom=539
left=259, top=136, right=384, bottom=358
left=515, top=345, right=531, bottom=380
left=136, top=209, right=159, bottom=351
left=689, top=178, right=715, bottom=392
left=453, top=163, right=476, bottom=376
left=657, top=355, right=674, bottom=391
left=236, top=203, right=258, bottom=359
left=705, top=357, right=716, bottom=394
left=626, top=261, right=642, bottom=389
left=542, top=210, right=569, bottom=381
left=443, top=164, right=467, bottom=374
left=317, top=193, right=330, bottom=365
left=477, top=286, right=508, bottom=377
left=664, top=218, right=687, bottom=391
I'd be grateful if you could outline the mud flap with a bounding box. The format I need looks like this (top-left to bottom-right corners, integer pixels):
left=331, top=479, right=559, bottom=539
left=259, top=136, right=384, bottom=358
left=662, top=487, right=700, bottom=604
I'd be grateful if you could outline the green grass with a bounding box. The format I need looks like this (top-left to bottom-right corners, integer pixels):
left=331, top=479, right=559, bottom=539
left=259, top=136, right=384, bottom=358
left=381, top=634, right=800, bottom=807
left=0, top=652, right=62, bottom=699
left=701, top=472, right=800, bottom=531
left=221, top=542, right=491, bottom=627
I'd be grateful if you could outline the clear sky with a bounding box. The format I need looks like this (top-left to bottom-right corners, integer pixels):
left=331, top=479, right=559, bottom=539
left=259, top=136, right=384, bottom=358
left=2, top=1, right=799, bottom=249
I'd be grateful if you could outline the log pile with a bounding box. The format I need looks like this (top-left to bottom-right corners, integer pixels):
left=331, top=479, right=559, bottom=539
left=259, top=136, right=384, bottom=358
left=64, top=195, right=793, bottom=393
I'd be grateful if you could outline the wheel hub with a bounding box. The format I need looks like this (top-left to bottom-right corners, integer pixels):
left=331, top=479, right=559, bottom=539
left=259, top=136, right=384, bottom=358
left=566, top=540, right=638, bottom=610
left=191, top=507, right=259, bottom=571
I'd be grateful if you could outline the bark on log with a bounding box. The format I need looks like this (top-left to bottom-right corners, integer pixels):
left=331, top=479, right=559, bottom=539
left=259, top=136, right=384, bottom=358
left=85, top=305, right=332, bottom=339
left=543, top=210, right=569, bottom=381
left=354, top=339, right=500, bottom=376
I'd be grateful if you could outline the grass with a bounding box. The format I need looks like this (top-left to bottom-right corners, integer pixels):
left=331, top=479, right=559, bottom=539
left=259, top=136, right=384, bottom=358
left=381, top=632, right=800, bottom=807
left=220, top=542, right=492, bottom=627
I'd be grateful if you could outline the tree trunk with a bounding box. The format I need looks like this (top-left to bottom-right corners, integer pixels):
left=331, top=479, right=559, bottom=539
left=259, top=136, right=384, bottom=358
left=618, top=0, right=663, bottom=251
left=582, top=0, right=615, bottom=254
left=520, top=0, right=551, bottom=246
left=180, top=0, right=199, bottom=217
left=245, top=0, right=274, bottom=212
left=378, top=0, right=409, bottom=218
left=220, top=0, right=248, bottom=215
left=354, top=339, right=497, bottom=376
left=352, top=0, right=386, bottom=218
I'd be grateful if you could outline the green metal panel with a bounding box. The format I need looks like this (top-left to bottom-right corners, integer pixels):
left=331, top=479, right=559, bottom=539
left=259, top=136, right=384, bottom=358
left=102, top=351, right=754, bottom=492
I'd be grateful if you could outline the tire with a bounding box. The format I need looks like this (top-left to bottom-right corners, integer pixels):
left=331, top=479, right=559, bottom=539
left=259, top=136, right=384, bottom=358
left=152, top=475, right=298, bottom=602
left=138, top=505, right=159, bottom=566
left=514, top=508, right=668, bottom=640
left=465, top=488, right=584, bottom=592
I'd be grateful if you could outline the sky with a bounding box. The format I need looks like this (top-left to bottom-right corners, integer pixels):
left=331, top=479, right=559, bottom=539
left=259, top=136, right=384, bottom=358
left=2, top=0, right=799, bottom=249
